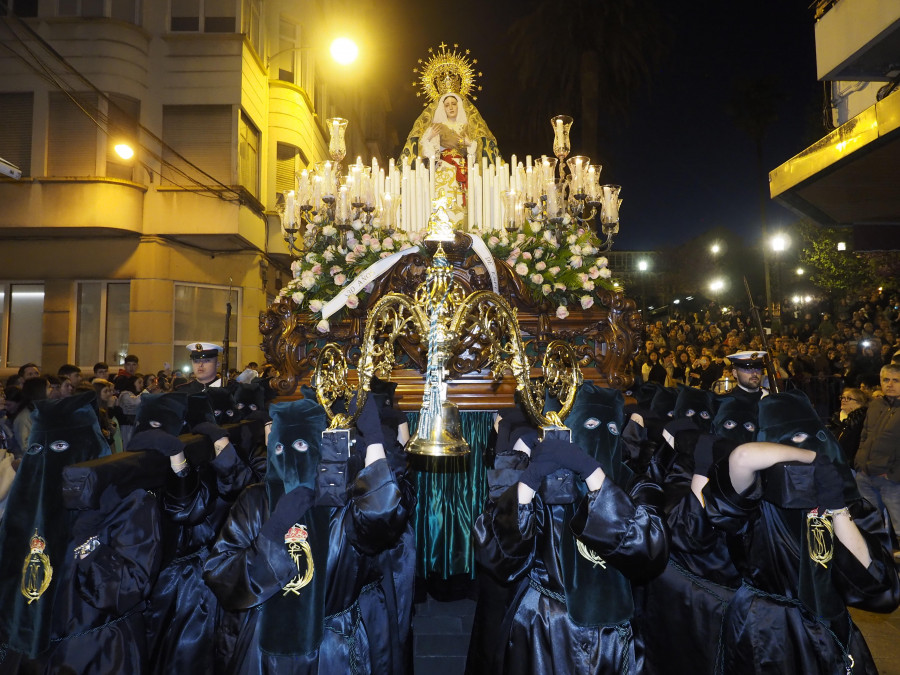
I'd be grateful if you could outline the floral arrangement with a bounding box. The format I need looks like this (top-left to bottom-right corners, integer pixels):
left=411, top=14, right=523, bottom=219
left=276, top=216, right=617, bottom=331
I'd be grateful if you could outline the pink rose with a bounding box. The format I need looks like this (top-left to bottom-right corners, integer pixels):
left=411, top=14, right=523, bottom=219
left=580, top=295, right=594, bottom=310
left=334, top=273, right=347, bottom=285
left=346, top=294, right=359, bottom=309
left=556, top=305, right=569, bottom=319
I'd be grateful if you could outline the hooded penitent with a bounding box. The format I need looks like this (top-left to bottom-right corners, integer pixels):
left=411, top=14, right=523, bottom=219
left=712, top=395, right=759, bottom=445
left=259, top=398, right=330, bottom=656
left=555, top=382, right=634, bottom=626
left=0, top=392, right=109, bottom=658
left=756, top=389, right=860, bottom=622
left=672, top=384, right=717, bottom=432
left=134, top=393, right=188, bottom=437
left=231, top=382, right=266, bottom=421
left=206, top=388, right=238, bottom=426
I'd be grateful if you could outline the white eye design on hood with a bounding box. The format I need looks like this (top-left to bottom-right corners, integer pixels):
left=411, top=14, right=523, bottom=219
left=26, top=443, right=43, bottom=455
left=816, top=429, right=828, bottom=442
left=607, top=422, right=620, bottom=436
left=214, top=410, right=222, bottom=417
left=685, top=408, right=696, bottom=417
left=149, top=420, right=162, bottom=428
left=249, top=404, right=258, bottom=411
left=274, top=442, right=284, bottom=455
left=791, top=432, right=809, bottom=444
left=699, top=411, right=711, bottom=420
left=292, top=439, right=309, bottom=453
left=667, top=410, right=674, bottom=418
left=723, top=420, right=737, bottom=430
left=226, top=409, right=234, bottom=417
left=743, top=422, right=757, bottom=432
left=235, top=403, right=245, bottom=410
left=50, top=440, right=70, bottom=453
left=583, top=417, right=601, bottom=430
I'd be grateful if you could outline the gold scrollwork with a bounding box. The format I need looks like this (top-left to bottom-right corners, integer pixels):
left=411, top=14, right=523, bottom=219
left=806, top=510, right=834, bottom=568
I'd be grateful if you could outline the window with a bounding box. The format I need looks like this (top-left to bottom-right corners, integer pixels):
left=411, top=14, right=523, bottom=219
left=238, top=111, right=260, bottom=197
left=314, top=65, right=326, bottom=118
left=161, top=104, right=232, bottom=187
left=75, top=281, right=130, bottom=367
left=275, top=18, right=299, bottom=84
left=48, top=91, right=99, bottom=177
left=0, top=283, right=44, bottom=368
left=275, top=143, right=301, bottom=194
left=170, top=0, right=235, bottom=32
left=4, top=0, right=38, bottom=16
left=173, top=284, right=239, bottom=374
left=242, top=0, right=261, bottom=54
left=0, top=93, right=33, bottom=178
left=57, top=0, right=140, bottom=23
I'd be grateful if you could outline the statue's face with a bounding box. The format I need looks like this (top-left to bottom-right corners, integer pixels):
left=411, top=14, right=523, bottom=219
left=443, top=96, right=458, bottom=120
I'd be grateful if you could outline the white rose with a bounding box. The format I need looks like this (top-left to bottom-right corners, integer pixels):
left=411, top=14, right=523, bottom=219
left=515, top=263, right=528, bottom=276
left=316, top=319, right=330, bottom=333
left=542, top=284, right=552, bottom=296
left=571, top=244, right=582, bottom=256
left=322, top=225, right=337, bottom=237
left=580, top=295, right=594, bottom=310
left=599, top=267, right=612, bottom=279
left=346, top=294, right=359, bottom=309
left=530, top=273, right=543, bottom=284
left=556, top=305, right=569, bottom=319
left=535, top=261, right=546, bottom=271
left=292, top=291, right=304, bottom=305
left=309, top=299, right=324, bottom=313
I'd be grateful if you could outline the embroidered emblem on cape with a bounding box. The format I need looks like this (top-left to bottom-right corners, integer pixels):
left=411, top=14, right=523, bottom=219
left=576, top=538, right=607, bottom=569
left=21, top=530, right=52, bottom=604
left=806, top=509, right=834, bottom=568
left=282, top=524, right=314, bottom=595
left=607, top=422, right=619, bottom=436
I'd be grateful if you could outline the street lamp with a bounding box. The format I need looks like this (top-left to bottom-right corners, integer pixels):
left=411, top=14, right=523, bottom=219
left=637, top=259, right=649, bottom=319
left=769, top=232, right=790, bottom=322
left=330, top=37, right=359, bottom=65
left=796, top=267, right=804, bottom=276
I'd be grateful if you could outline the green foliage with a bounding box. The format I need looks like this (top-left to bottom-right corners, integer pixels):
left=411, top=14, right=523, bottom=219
left=796, top=221, right=875, bottom=294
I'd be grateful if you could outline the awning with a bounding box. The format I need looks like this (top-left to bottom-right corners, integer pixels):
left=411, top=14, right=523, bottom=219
left=768, top=90, right=900, bottom=230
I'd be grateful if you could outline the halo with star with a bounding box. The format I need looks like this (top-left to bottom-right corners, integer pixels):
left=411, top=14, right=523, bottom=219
left=412, top=42, right=483, bottom=105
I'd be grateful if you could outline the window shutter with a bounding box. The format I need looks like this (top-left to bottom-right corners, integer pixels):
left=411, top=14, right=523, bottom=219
left=48, top=92, right=98, bottom=177
left=162, top=105, right=232, bottom=187
left=275, top=143, right=298, bottom=194
left=0, top=92, right=33, bottom=177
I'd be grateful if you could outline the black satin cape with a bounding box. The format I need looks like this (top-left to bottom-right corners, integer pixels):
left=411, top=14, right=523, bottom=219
left=472, top=384, right=669, bottom=674
left=203, top=456, right=409, bottom=674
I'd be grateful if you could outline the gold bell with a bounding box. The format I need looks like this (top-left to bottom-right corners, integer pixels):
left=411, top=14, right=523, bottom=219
left=406, top=401, right=470, bottom=457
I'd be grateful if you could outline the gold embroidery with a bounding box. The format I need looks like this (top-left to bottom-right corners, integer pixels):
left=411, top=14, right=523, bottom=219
left=807, top=509, right=834, bottom=568
left=282, top=524, right=314, bottom=596
left=21, top=530, right=52, bottom=604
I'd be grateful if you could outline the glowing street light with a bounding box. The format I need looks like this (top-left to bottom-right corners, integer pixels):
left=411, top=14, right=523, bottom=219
left=114, top=143, right=134, bottom=160
left=709, top=278, right=724, bottom=292
left=770, top=233, right=789, bottom=252
left=637, top=259, right=648, bottom=271
left=330, top=37, right=359, bottom=65
left=837, top=241, right=847, bottom=251
left=710, top=243, right=720, bottom=255
left=796, top=267, right=804, bottom=276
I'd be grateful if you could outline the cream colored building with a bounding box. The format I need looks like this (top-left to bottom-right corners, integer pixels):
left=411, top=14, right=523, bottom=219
left=770, top=0, right=900, bottom=250
left=0, top=0, right=391, bottom=378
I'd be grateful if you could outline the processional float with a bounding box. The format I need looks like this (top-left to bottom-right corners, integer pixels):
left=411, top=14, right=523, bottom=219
left=261, top=44, right=642, bottom=576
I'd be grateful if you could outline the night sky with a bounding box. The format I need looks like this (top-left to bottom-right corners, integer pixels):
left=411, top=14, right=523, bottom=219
left=362, top=0, right=821, bottom=252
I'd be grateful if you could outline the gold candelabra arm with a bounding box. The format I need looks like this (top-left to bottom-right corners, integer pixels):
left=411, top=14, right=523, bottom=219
left=448, top=291, right=581, bottom=429
left=316, top=293, right=429, bottom=429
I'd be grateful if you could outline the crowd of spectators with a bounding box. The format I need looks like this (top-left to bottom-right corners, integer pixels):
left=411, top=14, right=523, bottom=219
left=1, top=357, right=269, bottom=461
left=635, top=290, right=900, bottom=410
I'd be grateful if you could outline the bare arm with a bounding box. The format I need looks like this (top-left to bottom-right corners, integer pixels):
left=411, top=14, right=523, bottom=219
left=832, top=509, right=872, bottom=568
left=728, top=442, right=816, bottom=493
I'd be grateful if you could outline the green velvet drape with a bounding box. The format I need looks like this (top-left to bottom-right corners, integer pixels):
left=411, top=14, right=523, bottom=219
left=405, top=410, right=493, bottom=579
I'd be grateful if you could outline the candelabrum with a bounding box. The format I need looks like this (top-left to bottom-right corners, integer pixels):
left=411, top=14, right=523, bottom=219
left=279, top=117, right=401, bottom=256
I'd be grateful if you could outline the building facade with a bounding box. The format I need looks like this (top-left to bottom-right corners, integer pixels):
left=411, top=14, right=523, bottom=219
left=0, top=0, right=389, bottom=377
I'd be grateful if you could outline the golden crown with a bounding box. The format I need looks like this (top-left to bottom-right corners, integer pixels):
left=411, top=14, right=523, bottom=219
left=413, top=42, right=482, bottom=104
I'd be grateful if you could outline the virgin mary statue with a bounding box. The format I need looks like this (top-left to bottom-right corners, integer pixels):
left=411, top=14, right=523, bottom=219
left=400, top=44, right=499, bottom=204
